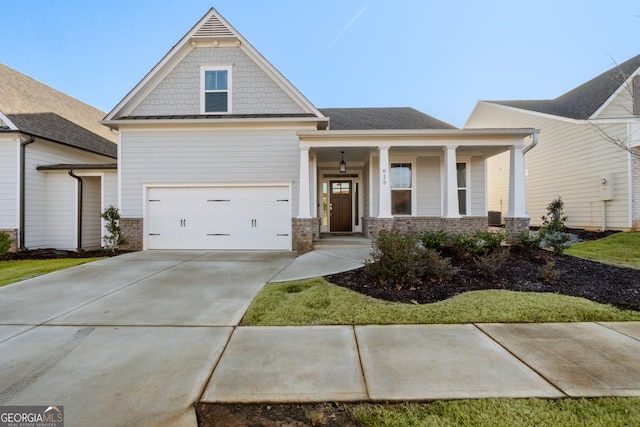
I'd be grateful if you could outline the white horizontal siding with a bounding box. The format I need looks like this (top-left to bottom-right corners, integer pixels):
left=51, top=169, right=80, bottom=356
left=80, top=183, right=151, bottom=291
left=596, top=87, right=634, bottom=119
left=470, top=157, right=486, bottom=216
left=120, top=128, right=302, bottom=218
left=416, top=156, right=441, bottom=216
left=24, top=140, right=115, bottom=249
left=0, top=137, right=19, bottom=227
left=468, top=103, right=631, bottom=229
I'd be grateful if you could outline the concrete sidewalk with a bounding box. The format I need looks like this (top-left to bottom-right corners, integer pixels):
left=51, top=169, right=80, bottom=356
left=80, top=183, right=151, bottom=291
left=202, top=322, right=640, bottom=403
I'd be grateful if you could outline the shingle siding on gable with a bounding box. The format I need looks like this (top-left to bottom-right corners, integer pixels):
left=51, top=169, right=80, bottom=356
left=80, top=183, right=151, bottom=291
left=131, top=46, right=306, bottom=116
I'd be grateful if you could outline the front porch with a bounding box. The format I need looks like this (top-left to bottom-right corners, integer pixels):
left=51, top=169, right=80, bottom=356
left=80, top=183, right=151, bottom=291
left=293, top=129, right=538, bottom=254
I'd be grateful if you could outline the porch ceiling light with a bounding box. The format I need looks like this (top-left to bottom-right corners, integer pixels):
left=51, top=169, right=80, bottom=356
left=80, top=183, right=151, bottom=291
left=339, top=151, right=346, bottom=173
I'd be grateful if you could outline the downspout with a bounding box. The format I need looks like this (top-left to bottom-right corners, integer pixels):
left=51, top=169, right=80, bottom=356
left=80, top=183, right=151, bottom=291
left=19, top=134, right=35, bottom=250
left=68, top=170, right=83, bottom=251
left=523, top=131, right=539, bottom=155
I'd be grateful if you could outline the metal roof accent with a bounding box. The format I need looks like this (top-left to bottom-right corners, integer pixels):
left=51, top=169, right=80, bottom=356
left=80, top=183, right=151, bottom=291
left=36, top=163, right=117, bottom=171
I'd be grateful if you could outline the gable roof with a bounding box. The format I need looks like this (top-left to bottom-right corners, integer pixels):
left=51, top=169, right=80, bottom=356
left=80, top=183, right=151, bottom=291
left=104, top=7, right=325, bottom=123
left=487, top=53, right=640, bottom=120
left=319, top=107, right=457, bottom=130
left=0, top=63, right=117, bottom=158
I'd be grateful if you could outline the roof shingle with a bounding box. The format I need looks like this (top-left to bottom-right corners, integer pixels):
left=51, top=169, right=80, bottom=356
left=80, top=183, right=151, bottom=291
left=319, top=107, right=457, bottom=130
left=0, top=63, right=117, bottom=158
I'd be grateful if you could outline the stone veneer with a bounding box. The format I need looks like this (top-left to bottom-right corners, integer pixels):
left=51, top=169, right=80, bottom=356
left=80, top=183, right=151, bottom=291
left=0, top=228, right=18, bottom=253
left=119, top=218, right=143, bottom=251
left=292, top=218, right=320, bottom=255
left=504, top=217, right=531, bottom=244
left=363, top=217, right=489, bottom=238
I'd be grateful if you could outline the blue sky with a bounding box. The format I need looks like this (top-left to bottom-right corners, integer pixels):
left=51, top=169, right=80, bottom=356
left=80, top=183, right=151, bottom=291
left=2, top=0, right=639, bottom=127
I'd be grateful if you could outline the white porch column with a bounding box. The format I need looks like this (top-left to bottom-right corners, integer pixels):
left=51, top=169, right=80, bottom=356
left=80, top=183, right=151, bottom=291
left=378, top=145, right=393, bottom=218
left=298, top=147, right=311, bottom=218
left=442, top=145, right=461, bottom=218
left=507, top=145, right=529, bottom=218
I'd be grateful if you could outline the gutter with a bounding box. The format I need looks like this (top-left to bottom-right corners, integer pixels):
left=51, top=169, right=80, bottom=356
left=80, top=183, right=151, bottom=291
left=523, top=131, right=539, bottom=155
left=68, top=170, right=83, bottom=251
left=19, top=134, right=35, bottom=250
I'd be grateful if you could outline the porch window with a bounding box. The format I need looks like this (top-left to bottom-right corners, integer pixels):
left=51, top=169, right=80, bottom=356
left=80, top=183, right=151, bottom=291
left=457, top=162, right=467, bottom=215
left=391, top=163, right=412, bottom=215
left=201, top=66, right=232, bottom=113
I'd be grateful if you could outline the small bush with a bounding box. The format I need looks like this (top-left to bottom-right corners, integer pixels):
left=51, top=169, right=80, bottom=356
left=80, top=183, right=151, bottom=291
left=474, top=248, right=510, bottom=278
left=542, top=231, right=571, bottom=255
left=451, top=230, right=504, bottom=257
left=365, top=231, right=427, bottom=288
left=101, top=205, right=127, bottom=252
left=0, top=232, right=13, bottom=255
left=538, top=260, right=562, bottom=284
left=424, top=249, right=460, bottom=281
left=519, top=231, right=542, bottom=250
left=420, top=230, right=447, bottom=250
left=539, top=197, right=571, bottom=254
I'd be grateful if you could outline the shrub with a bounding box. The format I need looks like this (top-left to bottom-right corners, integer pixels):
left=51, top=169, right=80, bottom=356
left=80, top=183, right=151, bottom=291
left=474, top=247, right=510, bottom=278
left=0, top=231, right=13, bottom=255
left=538, top=260, right=562, bottom=284
left=101, top=205, right=127, bottom=252
left=365, top=231, right=426, bottom=288
left=451, top=230, right=504, bottom=257
left=519, top=231, right=542, bottom=250
left=420, top=230, right=447, bottom=250
left=542, top=231, right=571, bottom=255
left=364, top=231, right=458, bottom=288
left=539, top=197, right=571, bottom=254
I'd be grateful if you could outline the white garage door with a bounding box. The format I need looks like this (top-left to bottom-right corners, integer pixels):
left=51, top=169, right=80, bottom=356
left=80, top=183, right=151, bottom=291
left=147, top=186, right=291, bottom=250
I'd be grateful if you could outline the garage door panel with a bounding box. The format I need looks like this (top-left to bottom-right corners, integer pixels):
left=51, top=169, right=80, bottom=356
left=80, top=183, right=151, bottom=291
left=147, top=186, right=291, bottom=250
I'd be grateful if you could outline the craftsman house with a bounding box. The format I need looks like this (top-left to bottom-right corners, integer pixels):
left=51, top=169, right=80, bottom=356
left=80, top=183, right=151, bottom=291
left=466, top=54, right=640, bottom=231
left=102, top=7, right=538, bottom=253
left=0, top=63, right=118, bottom=252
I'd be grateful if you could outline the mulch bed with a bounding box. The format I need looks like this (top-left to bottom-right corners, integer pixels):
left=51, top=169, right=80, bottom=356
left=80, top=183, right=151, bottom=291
left=1, top=248, right=129, bottom=261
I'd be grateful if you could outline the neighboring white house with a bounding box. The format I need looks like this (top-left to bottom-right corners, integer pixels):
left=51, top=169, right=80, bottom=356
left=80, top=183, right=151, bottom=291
left=466, top=54, right=640, bottom=231
left=0, top=63, right=118, bottom=252
left=102, top=7, right=538, bottom=253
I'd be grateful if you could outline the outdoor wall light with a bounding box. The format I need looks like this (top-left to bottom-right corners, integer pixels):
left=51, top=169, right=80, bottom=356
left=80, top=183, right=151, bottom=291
left=339, top=151, right=346, bottom=173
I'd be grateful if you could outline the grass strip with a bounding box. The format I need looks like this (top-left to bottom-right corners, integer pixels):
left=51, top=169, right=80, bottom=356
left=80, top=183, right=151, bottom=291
left=0, top=258, right=105, bottom=287
left=565, top=232, right=640, bottom=269
left=241, top=278, right=640, bottom=326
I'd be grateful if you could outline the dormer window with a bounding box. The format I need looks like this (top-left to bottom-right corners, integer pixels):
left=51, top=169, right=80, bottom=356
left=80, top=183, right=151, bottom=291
left=201, top=65, right=232, bottom=114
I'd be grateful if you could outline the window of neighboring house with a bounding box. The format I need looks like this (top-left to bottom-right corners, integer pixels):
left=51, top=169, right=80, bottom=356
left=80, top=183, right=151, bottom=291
left=457, top=162, right=468, bottom=215
left=201, top=66, right=231, bottom=113
left=391, top=163, right=412, bottom=215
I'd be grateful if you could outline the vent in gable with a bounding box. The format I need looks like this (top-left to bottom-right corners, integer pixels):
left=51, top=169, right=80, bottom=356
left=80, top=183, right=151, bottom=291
left=194, top=15, right=235, bottom=38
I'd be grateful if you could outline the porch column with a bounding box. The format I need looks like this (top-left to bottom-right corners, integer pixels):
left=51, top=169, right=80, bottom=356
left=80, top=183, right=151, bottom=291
left=378, top=145, right=393, bottom=218
left=507, top=145, right=528, bottom=218
left=442, top=145, right=461, bottom=218
left=298, top=147, right=311, bottom=218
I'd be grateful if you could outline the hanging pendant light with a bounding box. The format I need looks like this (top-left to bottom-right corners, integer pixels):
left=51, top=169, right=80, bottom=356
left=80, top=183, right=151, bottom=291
left=339, top=151, right=346, bottom=173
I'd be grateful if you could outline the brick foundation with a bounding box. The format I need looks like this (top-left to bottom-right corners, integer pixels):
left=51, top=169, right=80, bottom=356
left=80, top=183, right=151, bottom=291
left=292, top=218, right=319, bottom=255
left=363, top=216, right=488, bottom=239
left=119, top=218, right=143, bottom=251
left=0, top=228, right=18, bottom=253
left=504, top=217, right=530, bottom=244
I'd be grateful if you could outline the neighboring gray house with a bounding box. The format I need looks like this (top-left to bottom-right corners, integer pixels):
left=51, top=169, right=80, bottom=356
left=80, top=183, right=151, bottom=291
left=466, top=54, right=640, bottom=231
left=103, top=7, right=537, bottom=253
left=0, top=63, right=118, bottom=252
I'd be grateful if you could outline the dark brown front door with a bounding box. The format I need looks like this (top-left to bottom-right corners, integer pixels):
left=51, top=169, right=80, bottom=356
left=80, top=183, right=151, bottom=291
left=330, top=181, right=352, bottom=232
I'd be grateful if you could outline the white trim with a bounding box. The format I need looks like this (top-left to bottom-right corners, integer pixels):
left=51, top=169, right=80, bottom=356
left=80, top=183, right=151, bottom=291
left=200, top=65, right=233, bottom=114
left=590, top=66, right=640, bottom=119
left=117, top=131, right=122, bottom=214
left=15, top=138, right=21, bottom=230
left=0, top=111, right=18, bottom=130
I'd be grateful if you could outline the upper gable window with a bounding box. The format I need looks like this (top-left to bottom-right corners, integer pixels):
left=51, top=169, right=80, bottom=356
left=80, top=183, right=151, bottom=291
left=201, top=66, right=232, bottom=114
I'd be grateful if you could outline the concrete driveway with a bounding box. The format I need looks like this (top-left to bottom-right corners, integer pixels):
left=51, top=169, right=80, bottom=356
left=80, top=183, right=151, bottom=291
left=0, top=251, right=295, bottom=427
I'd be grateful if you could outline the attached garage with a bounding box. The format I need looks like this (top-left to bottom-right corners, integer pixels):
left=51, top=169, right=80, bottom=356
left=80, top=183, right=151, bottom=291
left=146, top=185, right=292, bottom=250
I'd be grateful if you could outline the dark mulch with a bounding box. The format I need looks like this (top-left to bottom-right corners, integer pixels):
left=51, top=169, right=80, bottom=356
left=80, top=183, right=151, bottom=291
left=326, top=246, right=640, bottom=311
left=1, top=248, right=128, bottom=261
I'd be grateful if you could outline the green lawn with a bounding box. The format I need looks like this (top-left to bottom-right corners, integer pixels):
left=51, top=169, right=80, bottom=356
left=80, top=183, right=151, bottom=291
left=241, top=278, right=640, bottom=326
left=565, top=232, right=640, bottom=269
left=0, top=258, right=105, bottom=287
left=348, top=398, right=640, bottom=427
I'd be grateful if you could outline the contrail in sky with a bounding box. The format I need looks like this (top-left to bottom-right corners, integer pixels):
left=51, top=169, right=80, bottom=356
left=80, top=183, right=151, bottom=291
left=319, top=5, right=368, bottom=58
